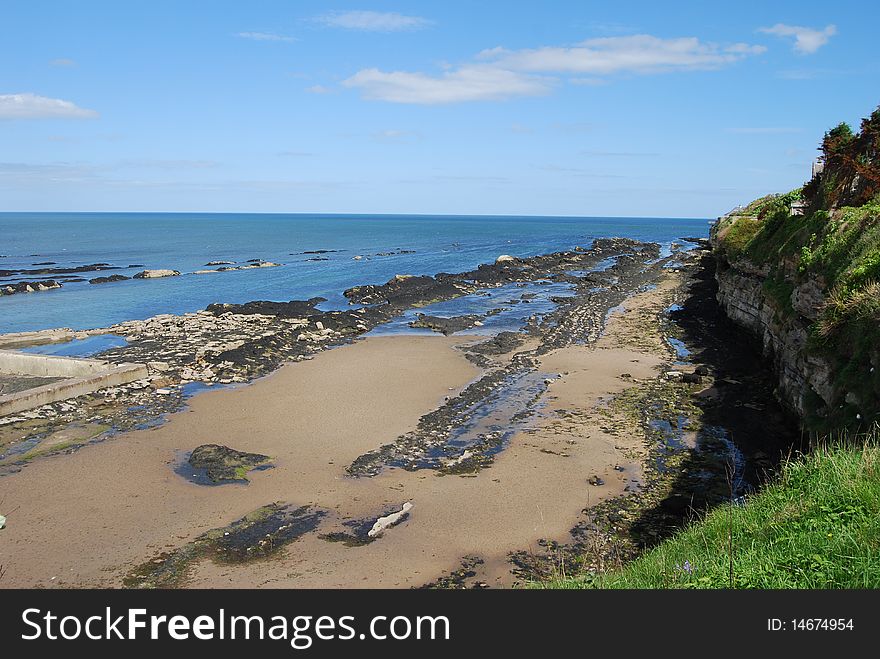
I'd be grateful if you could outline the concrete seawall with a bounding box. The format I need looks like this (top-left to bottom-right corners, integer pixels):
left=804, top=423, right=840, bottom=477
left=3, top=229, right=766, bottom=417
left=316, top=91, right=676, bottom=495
left=0, top=350, right=149, bottom=416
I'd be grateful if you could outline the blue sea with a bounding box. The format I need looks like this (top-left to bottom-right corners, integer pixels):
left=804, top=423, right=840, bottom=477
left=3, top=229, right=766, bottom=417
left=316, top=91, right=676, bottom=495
left=0, top=213, right=710, bottom=334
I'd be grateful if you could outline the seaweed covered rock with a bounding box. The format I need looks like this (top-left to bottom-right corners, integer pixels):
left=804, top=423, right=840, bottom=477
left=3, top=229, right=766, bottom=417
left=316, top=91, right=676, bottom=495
left=89, top=274, right=131, bottom=285
left=409, top=313, right=482, bottom=335
left=188, top=444, right=270, bottom=482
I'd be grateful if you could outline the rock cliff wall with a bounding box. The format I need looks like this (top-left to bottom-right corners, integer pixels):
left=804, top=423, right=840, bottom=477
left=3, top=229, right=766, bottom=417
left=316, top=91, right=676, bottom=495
left=711, top=228, right=835, bottom=423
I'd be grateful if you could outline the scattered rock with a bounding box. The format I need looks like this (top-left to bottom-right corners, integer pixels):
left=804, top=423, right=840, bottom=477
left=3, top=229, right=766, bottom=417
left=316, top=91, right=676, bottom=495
left=133, top=269, right=180, bottom=279
left=0, top=280, right=62, bottom=296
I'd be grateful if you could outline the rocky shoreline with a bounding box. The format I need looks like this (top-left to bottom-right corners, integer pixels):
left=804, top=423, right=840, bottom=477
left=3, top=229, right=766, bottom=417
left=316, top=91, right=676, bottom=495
left=1, top=237, right=657, bottom=471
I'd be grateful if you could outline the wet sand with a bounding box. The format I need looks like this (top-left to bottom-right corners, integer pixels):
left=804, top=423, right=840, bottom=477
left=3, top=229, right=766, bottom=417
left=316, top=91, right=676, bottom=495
left=0, top=283, right=673, bottom=589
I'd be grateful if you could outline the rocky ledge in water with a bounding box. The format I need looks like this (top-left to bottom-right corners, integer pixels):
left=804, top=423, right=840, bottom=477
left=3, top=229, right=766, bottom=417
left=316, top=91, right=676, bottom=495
left=89, top=274, right=131, bottom=285
left=133, top=269, right=180, bottom=279
left=186, top=444, right=271, bottom=483
left=0, top=263, right=118, bottom=278
left=0, top=280, right=62, bottom=296
left=409, top=313, right=484, bottom=335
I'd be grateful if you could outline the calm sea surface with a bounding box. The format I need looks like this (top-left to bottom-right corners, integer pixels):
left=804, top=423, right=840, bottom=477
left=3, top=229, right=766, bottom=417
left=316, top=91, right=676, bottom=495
left=0, top=213, right=710, bottom=333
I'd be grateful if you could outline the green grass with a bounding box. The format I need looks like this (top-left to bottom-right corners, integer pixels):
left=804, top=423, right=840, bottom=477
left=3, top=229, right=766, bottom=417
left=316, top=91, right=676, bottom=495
left=541, top=440, right=880, bottom=589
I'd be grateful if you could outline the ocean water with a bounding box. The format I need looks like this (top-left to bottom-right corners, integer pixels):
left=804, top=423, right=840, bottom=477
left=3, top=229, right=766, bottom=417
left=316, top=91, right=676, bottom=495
left=0, top=213, right=710, bottom=333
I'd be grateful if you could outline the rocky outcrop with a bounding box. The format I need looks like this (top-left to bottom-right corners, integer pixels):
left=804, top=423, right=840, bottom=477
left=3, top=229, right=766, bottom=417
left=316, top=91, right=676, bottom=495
left=409, top=313, right=483, bottom=335
left=0, top=280, right=62, bottom=296
left=89, top=274, right=130, bottom=285
left=187, top=444, right=271, bottom=483
left=712, top=234, right=834, bottom=420
left=133, top=269, right=180, bottom=279
left=216, top=261, right=281, bottom=271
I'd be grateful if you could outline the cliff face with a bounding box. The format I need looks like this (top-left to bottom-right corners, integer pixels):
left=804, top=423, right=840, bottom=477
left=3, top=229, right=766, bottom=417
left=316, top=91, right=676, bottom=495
left=711, top=247, right=835, bottom=421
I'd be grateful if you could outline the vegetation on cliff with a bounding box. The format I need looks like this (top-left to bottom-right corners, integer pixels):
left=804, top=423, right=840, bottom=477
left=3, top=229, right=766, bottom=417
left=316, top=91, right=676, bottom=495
left=714, top=104, right=880, bottom=431
left=544, top=439, right=880, bottom=589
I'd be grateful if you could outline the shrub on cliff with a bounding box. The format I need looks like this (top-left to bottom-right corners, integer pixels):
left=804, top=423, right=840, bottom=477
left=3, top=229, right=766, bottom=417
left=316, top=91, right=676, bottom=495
left=803, top=107, right=880, bottom=210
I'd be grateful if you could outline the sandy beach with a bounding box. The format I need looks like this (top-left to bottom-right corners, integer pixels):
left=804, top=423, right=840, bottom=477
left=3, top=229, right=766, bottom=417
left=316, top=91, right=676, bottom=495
left=0, top=273, right=677, bottom=588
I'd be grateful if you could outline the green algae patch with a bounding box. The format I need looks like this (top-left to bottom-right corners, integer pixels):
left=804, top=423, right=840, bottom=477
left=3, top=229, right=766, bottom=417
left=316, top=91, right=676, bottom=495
left=124, top=503, right=325, bottom=588
left=185, top=444, right=272, bottom=484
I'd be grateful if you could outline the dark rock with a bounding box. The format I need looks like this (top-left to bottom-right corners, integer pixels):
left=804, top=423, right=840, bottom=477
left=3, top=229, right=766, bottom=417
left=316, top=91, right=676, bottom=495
left=187, top=444, right=271, bottom=483
left=467, top=331, right=525, bottom=356
left=89, top=274, right=131, bottom=285
left=204, top=261, right=234, bottom=266
left=31, top=261, right=56, bottom=266
left=206, top=297, right=325, bottom=318
left=344, top=274, right=462, bottom=306
left=0, top=263, right=118, bottom=277
left=694, top=365, right=710, bottom=376
left=0, top=280, right=62, bottom=296
left=681, top=372, right=703, bottom=384
left=409, top=314, right=482, bottom=335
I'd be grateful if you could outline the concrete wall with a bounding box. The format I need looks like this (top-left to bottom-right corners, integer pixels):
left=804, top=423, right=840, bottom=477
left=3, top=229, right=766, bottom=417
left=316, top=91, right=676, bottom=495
left=0, top=350, right=110, bottom=378
left=0, top=352, right=149, bottom=416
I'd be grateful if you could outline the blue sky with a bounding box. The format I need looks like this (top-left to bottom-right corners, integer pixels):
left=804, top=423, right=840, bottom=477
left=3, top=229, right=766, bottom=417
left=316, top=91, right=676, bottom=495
left=1, top=1, right=878, bottom=217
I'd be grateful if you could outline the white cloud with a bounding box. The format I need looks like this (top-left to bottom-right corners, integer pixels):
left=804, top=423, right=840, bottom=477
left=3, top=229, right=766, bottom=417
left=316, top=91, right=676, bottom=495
left=0, top=93, right=98, bottom=119
left=314, top=10, right=430, bottom=32
left=49, top=58, right=77, bottom=67
left=237, top=31, right=296, bottom=42
left=481, top=35, right=766, bottom=74
left=343, top=66, right=553, bottom=104
left=344, top=34, right=764, bottom=104
left=305, top=84, right=333, bottom=94
left=758, top=24, right=836, bottom=54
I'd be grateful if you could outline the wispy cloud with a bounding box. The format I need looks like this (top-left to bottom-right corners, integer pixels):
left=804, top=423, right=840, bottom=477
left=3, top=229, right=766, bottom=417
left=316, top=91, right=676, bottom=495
left=758, top=24, right=836, bottom=54
left=0, top=93, right=98, bottom=119
left=372, top=129, right=420, bottom=143
left=580, top=150, right=660, bottom=157
left=117, top=159, right=219, bottom=170
left=49, top=58, right=77, bottom=67
left=343, top=66, right=553, bottom=104
left=237, top=31, right=296, bottom=43
left=725, top=126, right=801, bottom=134
left=480, top=35, right=765, bottom=75
left=344, top=34, right=765, bottom=104
left=314, top=10, right=430, bottom=32
left=0, top=161, right=99, bottom=183
left=305, top=84, right=333, bottom=95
